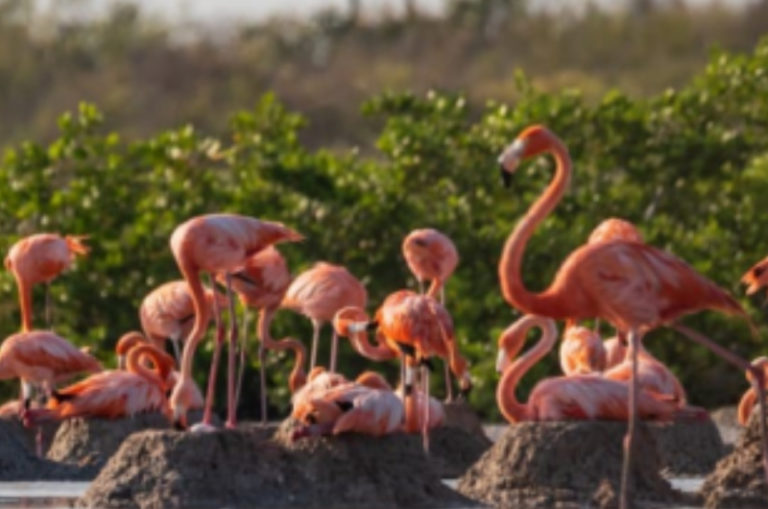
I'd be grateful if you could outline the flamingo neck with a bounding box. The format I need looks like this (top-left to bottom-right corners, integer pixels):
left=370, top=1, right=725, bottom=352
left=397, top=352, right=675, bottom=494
left=497, top=315, right=558, bottom=423
left=499, top=139, right=572, bottom=317
left=426, top=279, right=442, bottom=300
left=178, top=266, right=211, bottom=379
left=17, top=278, right=33, bottom=332
left=349, top=326, right=397, bottom=362
left=126, top=345, right=166, bottom=388
left=258, top=307, right=307, bottom=392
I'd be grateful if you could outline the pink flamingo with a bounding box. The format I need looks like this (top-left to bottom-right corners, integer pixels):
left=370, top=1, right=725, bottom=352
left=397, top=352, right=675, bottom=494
left=587, top=218, right=644, bottom=245
left=169, top=213, right=302, bottom=431
left=559, top=325, right=606, bottom=375
left=402, top=228, right=461, bottom=400
left=24, top=343, right=175, bottom=424
left=139, top=280, right=226, bottom=362
left=282, top=262, right=366, bottom=373
left=497, top=314, right=680, bottom=423
left=5, top=233, right=89, bottom=331
left=738, top=357, right=768, bottom=426
left=220, top=246, right=306, bottom=422
left=497, top=125, right=765, bottom=508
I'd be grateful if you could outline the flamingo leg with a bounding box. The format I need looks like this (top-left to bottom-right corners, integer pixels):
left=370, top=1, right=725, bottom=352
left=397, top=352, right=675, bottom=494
left=418, top=279, right=424, bottom=295
left=202, top=273, right=223, bottom=427
left=443, top=362, right=454, bottom=402
left=44, top=282, right=52, bottom=329
left=309, top=319, right=321, bottom=370
left=619, top=328, right=640, bottom=509
left=235, top=306, right=251, bottom=418
left=170, top=334, right=182, bottom=366
left=258, top=335, right=268, bottom=424
left=329, top=330, right=339, bottom=373
left=421, top=364, right=430, bottom=455
left=224, top=273, right=239, bottom=429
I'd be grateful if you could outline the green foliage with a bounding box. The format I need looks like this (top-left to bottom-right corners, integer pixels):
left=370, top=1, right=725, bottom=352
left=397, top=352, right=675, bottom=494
left=4, top=39, right=768, bottom=419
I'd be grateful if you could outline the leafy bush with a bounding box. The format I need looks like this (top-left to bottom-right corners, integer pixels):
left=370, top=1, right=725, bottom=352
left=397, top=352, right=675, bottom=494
left=4, top=40, right=768, bottom=419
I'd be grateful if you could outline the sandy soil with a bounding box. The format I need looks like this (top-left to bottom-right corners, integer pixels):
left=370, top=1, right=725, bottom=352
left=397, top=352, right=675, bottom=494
left=457, top=421, right=683, bottom=509
left=80, top=422, right=474, bottom=508
left=700, top=408, right=768, bottom=508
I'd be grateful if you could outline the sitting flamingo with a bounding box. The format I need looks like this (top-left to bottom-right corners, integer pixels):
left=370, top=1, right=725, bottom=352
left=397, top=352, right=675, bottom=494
left=738, top=357, right=768, bottom=426
left=559, top=325, right=606, bottom=375
left=23, top=343, right=175, bottom=424
left=497, top=315, right=680, bottom=423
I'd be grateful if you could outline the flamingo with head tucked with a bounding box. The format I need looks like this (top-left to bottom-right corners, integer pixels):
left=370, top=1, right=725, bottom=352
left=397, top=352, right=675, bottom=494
left=282, top=262, right=366, bottom=373
left=559, top=325, right=606, bottom=375
left=220, top=246, right=306, bottom=423
left=169, top=213, right=302, bottom=431
left=5, top=233, right=89, bottom=331
left=496, top=125, right=765, bottom=508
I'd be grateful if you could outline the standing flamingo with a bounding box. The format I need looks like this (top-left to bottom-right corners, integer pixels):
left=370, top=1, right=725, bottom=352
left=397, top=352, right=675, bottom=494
left=496, top=125, right=765, bottom=508
left=497, top=315, right=680, bottom=423
left=282, top=262, right=366, bottom=373
left=139, top=280, right=226, bottom=361
left=5, top=233, right=89, bottom=331
left=220, top=246, right=306, bottom=423
left=169, top=213, right=302, bottom=431
left=402, top=228, right=461, bottom=400
left=24, top=343, right=175, bottom=424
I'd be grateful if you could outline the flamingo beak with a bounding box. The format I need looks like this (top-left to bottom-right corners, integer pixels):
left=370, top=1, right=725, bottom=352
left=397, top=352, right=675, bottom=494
left=117, top=355, right=126, bottom=370
left=500, top=165, right=512, bottom=188
left=496, top=348, right=509, bottom=373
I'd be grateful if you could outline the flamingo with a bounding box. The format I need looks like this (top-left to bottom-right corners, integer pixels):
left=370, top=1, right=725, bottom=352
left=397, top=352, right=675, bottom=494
left=139, top=280, right=226, bottom=362
left=587, top=218, right=644, bottom=245
left=23, top=343, right=175, bottom=424
left=559, top=325, right=606, bottom=375
left=5, top=233, right=89, bottom=331
left=496, top=125, right=766, bottom=508
left=169, top=213, right=302, bottom=431
left=220, top=246, right=306, bottom=423
left=738, top=357, right=768, bottom=426
left=496, top=314, right=680, bottom=423
left=291, top=372, right=404, bottom=440
left=282, top=262, right=366, bottom=373
left=402, top=228, right=461, bottom=400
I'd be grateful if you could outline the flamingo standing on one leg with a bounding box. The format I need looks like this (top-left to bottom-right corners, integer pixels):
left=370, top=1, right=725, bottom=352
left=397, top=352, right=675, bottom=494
left=282, top=262, right=366, bottom=373
left=497, top=315, right=680, bottom=423
left=220, top=246, right=306, bottom=423
left=5, top=233, right=89, bottom=331
left=169, top=213, right=302, bottom=431
left=139, top=280, right=226, bottom=362
left=496, top=125, right=765, bottom=508
left=402, top=228, right=461, bottom=400
left=24, top=343, right=175, bottom=424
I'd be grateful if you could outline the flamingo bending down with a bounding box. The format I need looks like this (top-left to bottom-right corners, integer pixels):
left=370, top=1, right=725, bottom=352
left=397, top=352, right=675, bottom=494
left=24, top=344, right=175, bottom=424
left=139, top=280, right=226, bottom=362
left=169, top=213, right=302, bottom=430
left=497, top=315, right=680, bottom=423
left=402, top=228, right=460, bottom=400
left=5, top=233, right=89, bottom=331
left=496, top=125, right=765, bottom=508
left=219, top=246, right=305, bottom=423
left=282, top=262, right=366, bottom=373
left=559, top=325, right=606, bottom=375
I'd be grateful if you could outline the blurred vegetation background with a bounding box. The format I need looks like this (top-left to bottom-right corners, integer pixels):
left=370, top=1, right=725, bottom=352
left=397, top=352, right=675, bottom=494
left=1, top=0, right=768, bottom=420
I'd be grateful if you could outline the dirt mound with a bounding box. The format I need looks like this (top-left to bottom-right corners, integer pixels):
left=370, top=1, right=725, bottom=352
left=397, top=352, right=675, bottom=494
left=81, top=423, right=473, bottom=509
left=47, top=413, right=170, bottom=478
left=457, top=421, right=679, bottom=508
left=648, top=417, right=726, bottom=475
left=443, top=400, right=488, bottom=438
left=701, top=408, right=768, bottom=508
left=710, top=406, right=740, bottom=446
left=0, top=415, right=60, bottom=455
left=429, top=424, right=492, bottom=478
left=0, top=418, right=82, bottom=480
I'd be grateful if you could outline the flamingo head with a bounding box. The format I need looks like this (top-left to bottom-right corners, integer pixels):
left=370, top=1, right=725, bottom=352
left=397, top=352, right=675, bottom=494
left=333, top=306, right=373, bottom=338
left=291, top=399, right=343, bottom=440
left=495, top=348, right=509, bottom=374
left=746, top=357, right=768, bottom=385
left=742, top=257, right=768, bottom=297
left=169, top=376, right=194, bottom=430
left=497, top=125, right=556, bottom=186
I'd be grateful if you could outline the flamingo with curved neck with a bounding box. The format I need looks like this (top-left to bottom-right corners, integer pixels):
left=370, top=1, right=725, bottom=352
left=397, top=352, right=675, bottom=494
left=497, top=125, right=765, bottom=508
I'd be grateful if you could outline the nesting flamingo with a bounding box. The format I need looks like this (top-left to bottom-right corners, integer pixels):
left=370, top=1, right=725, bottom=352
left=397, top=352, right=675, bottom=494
left=558, top=325, right=606, bottom=375
left=139, top=280, right=226, bottom=361
left=496, top=125, right=764, bottom=508
left=402, top=228, right=461, bottom=400
left=282, top=262, right=366, bottom=373
left=5, top=233, right=89, bottom=331
left=24, top=343, right=175, bottom=424
left=220, top=246, right=306, bottom=422
left=497, top=315, right=680, bottom=422
left=738, top=357, right=768, bottom=426
left=169, top=213, right=302, bottom=430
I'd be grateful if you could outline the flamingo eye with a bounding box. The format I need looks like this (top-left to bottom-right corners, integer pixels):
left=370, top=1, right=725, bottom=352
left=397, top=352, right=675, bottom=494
left=754, top=266, right=766, bottom=278
left=306, top=413, right=317, bottom=424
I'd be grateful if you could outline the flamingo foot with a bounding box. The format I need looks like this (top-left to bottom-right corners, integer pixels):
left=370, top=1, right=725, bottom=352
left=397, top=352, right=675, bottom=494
left=190, top=422, right=218, bottom=433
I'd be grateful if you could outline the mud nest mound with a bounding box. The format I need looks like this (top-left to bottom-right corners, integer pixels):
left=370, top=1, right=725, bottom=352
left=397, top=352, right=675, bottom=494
left=0, top=418, right=82, bottom=480
left=80, top=423, right=473, bottom=509
left=0, top=414, right=60, bottom=456
left=443, top=400, right=488, bottom=438
left=47, top=413, right=171, bottom=478
left=457, top=421, right=679, bottom=508
left=428, top=423, right=492, bottom=478
left=648, top=417, right=726, bottom=475
left=700, top=408, right=768, bottom=508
